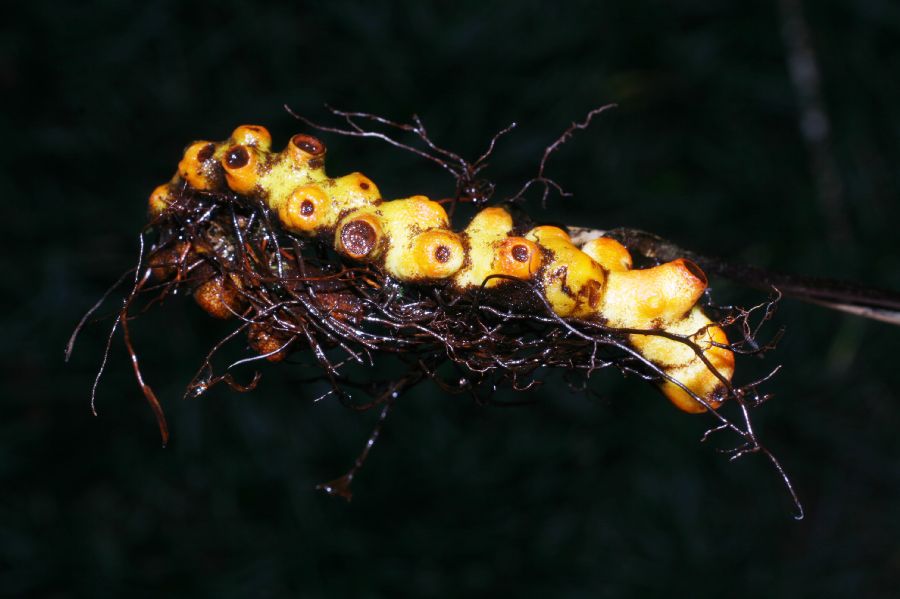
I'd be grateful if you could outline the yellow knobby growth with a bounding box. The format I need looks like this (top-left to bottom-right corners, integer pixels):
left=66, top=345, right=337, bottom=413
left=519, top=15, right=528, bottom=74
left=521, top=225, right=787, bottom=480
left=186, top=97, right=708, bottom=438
left=150, top=125, right=735, bottom=412
left=582, top=237, right=633, bottom=272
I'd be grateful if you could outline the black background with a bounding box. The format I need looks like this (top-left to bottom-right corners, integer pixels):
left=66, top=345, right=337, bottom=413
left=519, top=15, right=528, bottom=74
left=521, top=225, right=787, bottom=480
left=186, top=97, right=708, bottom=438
left=5, top=1, right=900, bottom=596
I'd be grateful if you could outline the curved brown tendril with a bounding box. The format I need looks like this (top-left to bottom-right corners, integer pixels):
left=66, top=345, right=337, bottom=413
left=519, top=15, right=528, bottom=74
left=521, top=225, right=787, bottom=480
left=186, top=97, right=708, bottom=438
left=508, top=104, right=617, bottom=207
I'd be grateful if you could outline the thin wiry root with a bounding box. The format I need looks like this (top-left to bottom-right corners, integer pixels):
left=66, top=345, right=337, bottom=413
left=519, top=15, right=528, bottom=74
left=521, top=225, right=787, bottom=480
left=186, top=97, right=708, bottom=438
left=316, top=389, right=400, bottom=501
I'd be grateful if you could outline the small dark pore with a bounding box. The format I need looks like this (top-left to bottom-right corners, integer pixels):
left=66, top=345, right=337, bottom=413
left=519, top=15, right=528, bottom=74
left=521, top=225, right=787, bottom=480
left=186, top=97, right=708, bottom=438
left=308, top=158, right=324, bottom=170
left=511, top=244, right=530, bottom=263
left=434, top=245, right=451, bottom=264
left=292, top=134, right=325, bottom=156
left=300, top=200, right=315, bottom=216
left=359, top=181, right=370, bottom=190
left=340, top=220, right=377, bottom=258
left=682, top=259, right=708, bottom=286
left=197, top=143, right=216, bottom=162
left=225, top=146, right=250, bottom=169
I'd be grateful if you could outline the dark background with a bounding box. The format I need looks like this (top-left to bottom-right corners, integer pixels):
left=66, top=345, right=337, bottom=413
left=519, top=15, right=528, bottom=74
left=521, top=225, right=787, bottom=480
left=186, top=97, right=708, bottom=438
left=5, top=1, right=900, bottom=596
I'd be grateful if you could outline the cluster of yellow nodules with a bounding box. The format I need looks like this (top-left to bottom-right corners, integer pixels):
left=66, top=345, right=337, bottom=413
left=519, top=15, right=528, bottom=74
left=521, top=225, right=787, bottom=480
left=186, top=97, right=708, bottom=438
left=149, top=125, right=734, bottom=413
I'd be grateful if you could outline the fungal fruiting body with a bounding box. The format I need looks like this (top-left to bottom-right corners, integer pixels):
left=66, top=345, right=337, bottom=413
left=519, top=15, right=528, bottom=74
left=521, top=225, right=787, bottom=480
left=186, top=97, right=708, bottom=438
left=149, top=125, right=734, bottom=413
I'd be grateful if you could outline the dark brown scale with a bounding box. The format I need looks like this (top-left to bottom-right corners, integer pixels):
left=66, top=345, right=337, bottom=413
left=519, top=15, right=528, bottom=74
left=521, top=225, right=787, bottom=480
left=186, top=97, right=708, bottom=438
left=582, top=279, right=603, bottom=309
left=148, top=242, right=193, bottom=281
left=193, top=276, right=245, bottom=319
left=247, top=322, right=292, bottom=362
left=359, top=181, right=370, bottom=190
left=340, top=220, right=377, bottom=258
left=551, top=266, right=575, bottom=298
left=225, top=146, right=249, bottom=168
left=315, top=291, right=365, bottom=325
left=197, top=143, right=216, bottom=162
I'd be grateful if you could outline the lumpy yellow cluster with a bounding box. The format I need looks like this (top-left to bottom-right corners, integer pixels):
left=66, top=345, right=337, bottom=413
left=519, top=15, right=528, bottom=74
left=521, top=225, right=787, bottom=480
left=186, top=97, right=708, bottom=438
left=150, top=125, right=734, bottom=413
